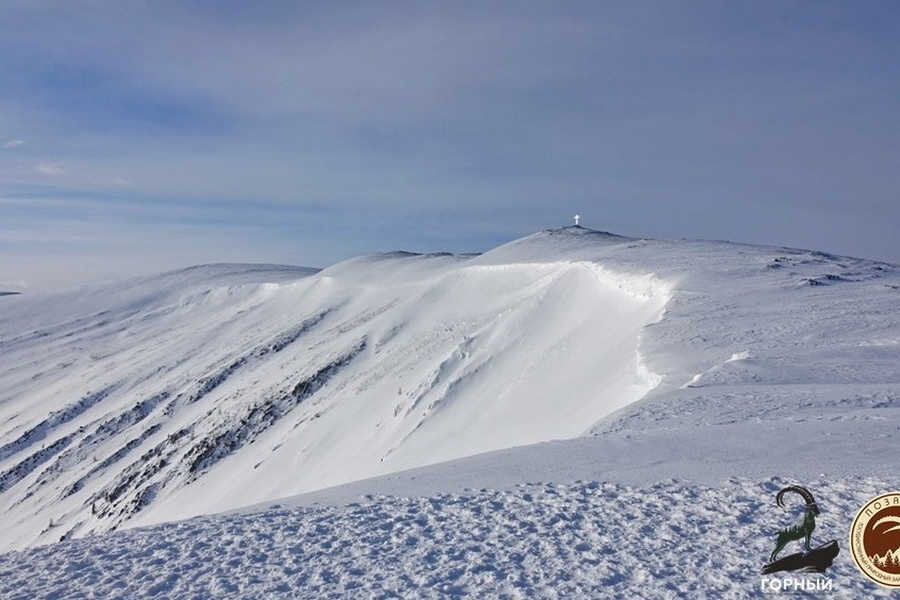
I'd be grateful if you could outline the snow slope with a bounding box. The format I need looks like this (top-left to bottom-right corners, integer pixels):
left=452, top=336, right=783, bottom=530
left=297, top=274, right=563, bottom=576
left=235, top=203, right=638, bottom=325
left=1, top=231, right=673, bottom=550
left=0, top=226, right=898, bottom=597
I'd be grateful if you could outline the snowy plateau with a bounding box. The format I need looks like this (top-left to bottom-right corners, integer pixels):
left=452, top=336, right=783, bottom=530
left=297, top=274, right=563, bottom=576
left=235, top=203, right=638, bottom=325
left=0, top=226, right=898, bottom=598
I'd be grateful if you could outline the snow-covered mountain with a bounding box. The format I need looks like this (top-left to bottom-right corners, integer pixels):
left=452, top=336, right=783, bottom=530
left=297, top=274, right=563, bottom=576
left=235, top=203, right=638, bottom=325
left=1, top=226, right=898, bottom=569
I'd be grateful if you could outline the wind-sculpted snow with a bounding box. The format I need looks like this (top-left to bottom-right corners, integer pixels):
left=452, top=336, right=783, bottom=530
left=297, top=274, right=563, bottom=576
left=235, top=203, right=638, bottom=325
left=164, top=307, right=336, bottom=414
left=184, top=339, right=367, bottom=477
left=1, top=230, right=898, bottom=558
left=0, top=478, right=893, bottom=599
left=20, top=392, right=169, bottom=502
left=0, top=385, right=116, bottom=462
left=61, top=424, right=162, bottom=500
left=0, top=434, right=74, bottom=494
left=82, top=339, right=368, bottom=530
left=0, top=244, right=679, bottom=550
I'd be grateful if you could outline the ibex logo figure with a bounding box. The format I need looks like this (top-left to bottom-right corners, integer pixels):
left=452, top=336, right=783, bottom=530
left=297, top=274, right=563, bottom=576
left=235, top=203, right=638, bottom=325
left=769, top=485, right=820, bottom=562
left=761, top=484, right=839, bottom=576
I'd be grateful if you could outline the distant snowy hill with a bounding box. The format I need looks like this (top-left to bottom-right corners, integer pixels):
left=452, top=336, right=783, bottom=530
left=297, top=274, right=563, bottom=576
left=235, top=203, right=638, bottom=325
left=1, top=226, right=898, bottom=583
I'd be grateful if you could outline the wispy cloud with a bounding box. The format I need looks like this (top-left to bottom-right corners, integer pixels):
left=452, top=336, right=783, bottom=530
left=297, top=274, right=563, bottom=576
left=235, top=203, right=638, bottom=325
left=0, top=2, right=898, bottom=288
left=34, top=163, right=65, bottom=177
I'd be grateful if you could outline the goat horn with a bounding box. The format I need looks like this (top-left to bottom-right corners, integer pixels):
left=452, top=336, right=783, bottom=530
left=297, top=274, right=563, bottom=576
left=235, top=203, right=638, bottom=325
left=776, top=485, right=817, bottom=508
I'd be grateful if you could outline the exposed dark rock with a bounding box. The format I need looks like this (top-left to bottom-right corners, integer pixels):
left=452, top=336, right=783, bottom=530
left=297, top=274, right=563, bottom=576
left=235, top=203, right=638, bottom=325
left=0, top=385, right=117, bottom=462
left=761, top=540, right=839, bottom=574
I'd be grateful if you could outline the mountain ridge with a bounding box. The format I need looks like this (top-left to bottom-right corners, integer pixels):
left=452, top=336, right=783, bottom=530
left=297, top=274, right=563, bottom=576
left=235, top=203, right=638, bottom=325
left=1, top=228, right=898, bottom=551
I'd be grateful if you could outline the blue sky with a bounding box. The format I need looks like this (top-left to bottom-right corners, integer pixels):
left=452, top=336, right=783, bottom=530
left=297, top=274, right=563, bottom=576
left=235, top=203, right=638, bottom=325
left=1, top=1, right=898, bottom=288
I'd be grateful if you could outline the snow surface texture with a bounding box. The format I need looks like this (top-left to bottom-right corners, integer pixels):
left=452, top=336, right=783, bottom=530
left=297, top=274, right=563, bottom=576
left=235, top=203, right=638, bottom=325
left=1, top=233, right=674, bottom=549
left=0, top=226, right=899, bottom=597
left=0, top=478, right=894, bottom=599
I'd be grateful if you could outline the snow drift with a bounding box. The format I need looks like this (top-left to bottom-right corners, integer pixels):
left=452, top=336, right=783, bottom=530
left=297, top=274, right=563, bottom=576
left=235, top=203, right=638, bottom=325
left=0, top=229, right=672, bottom=550
left=2, top=226, right=899, bottom=597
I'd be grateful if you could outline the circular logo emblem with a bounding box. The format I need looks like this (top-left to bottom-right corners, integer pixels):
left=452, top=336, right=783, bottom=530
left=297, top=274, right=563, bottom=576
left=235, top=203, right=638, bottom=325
left=850, top=492, right=900, bottom=587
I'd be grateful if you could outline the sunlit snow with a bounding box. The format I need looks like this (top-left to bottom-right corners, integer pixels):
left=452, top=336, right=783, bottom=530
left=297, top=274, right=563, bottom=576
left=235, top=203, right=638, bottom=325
left=1, top=227, right=898, bottom=597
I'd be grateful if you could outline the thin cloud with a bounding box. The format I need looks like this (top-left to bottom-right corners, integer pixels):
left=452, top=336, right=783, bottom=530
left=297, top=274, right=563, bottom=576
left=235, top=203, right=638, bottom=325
left=34, top=162, right=65, bottom=176
left=0, top=2, right=898, bottom=290
left=3, top=139, right=24, bottom=148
